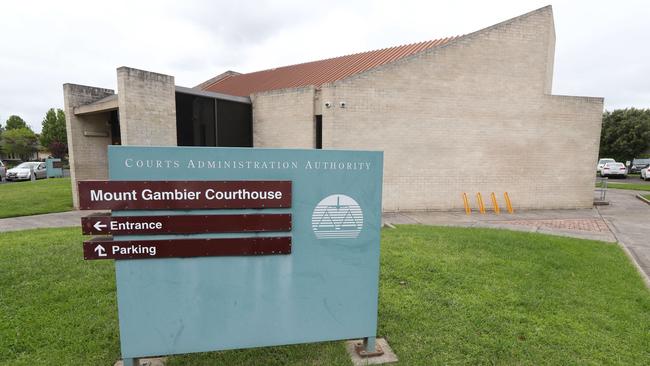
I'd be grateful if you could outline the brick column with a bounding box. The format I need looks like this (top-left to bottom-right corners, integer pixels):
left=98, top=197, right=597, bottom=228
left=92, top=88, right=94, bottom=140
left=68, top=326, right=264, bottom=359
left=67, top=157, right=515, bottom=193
left=63, top=84, right=115, bottom=208
left=117, top=67, right=177, bottom=146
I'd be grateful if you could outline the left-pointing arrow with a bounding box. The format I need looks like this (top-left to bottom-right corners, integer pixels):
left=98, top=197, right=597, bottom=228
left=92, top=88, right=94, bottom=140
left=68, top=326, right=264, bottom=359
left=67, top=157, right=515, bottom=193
left=94, top=244, right=107, bottom=257
left=93, top=221, right=107, bottom=231
left=81, top=214, right=111, bottom=235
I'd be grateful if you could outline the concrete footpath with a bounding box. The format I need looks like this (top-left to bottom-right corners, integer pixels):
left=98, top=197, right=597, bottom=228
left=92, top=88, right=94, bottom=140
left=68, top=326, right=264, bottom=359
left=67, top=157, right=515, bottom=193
left=384, top=206, right=617, bottom=242
left=8, top=206, right=616, bottom=241
left=1, top=190, right=648, bottom=285
left=0, top=210, right=91, bottom=232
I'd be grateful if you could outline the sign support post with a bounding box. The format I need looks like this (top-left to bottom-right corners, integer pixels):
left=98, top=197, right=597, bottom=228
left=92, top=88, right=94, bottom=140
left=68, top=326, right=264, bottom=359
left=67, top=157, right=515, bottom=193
left=364, top=336, right=376, bottom=352
left=122, top=358, right=137, bottom=366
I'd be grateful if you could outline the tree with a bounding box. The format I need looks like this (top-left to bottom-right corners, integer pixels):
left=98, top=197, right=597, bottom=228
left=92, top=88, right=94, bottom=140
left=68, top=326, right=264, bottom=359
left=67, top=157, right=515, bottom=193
left=599, top=108, right=650, bottom=162
left=48, top=141, right=67, bottom=159
left=5, top=115, right=29, bottom=131
left=40, top=108, right=68, bottom=158
left=0, top=127, right=38, bottom=161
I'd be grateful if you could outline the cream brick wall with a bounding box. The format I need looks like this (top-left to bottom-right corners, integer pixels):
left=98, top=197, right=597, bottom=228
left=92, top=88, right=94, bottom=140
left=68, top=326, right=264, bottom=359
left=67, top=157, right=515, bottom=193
left=117, top=67, right=177, bottom=146
left=65, top=66, right=178, bottom=207
left=63, top=84, right=115, bottom=208
left=251, top=87, right=316, bottom=148
left=253, top=6, right=604, bottom=211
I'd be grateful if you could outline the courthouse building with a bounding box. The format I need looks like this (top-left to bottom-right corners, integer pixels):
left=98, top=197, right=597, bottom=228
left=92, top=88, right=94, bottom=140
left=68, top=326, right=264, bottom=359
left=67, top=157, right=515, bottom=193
left=64, top=5, right=603, bottom=211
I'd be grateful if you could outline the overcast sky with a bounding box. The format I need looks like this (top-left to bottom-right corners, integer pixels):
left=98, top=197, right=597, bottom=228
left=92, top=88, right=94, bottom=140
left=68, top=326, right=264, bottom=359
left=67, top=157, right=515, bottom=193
left=1, top=0, right=648, bottom=132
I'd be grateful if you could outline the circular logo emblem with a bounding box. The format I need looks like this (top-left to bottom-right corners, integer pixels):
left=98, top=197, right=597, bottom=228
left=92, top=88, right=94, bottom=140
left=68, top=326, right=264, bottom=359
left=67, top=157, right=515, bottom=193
left=312, top=194, right=364, bottom=239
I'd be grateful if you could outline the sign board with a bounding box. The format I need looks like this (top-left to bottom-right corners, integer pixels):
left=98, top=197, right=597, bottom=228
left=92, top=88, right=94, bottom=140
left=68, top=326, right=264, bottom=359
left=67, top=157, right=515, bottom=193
left=78, top=180, right=291, bottom=210
left=81, top=213, right=292, bottom=235
left=97, top=145, right=383, bottom=360
left=45, top=158, right=63, bottom=178
left=83, top=236, right=292, bottom=260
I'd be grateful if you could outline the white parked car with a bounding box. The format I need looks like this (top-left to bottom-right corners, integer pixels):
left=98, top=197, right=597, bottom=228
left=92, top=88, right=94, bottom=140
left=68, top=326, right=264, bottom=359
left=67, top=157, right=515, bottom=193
left=596, top=158, right=615, bottom=175
left=5, top=162, right=47, bottom=181
left=641, top=166, right=650, bottom=181
left=601, top=162, right=627, bottom=178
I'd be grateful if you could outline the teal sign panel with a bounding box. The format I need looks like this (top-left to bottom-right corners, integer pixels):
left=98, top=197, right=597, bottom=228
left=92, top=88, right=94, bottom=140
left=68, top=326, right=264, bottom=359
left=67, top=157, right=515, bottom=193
left=107, top=146, right=383, bottom=359
left=45, top=158, right=63, bottom=178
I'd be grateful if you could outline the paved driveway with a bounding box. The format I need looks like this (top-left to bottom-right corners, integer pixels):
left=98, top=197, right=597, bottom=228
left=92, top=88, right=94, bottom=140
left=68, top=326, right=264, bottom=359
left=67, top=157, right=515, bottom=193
left=596, top=189, right=650, bottom=286
left=604, top=176, right=650, bottom=185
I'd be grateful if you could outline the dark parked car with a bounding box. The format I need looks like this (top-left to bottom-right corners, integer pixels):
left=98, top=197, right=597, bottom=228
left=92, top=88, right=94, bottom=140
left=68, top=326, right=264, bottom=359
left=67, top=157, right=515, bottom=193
left=630, top=158, right=650, bottom=174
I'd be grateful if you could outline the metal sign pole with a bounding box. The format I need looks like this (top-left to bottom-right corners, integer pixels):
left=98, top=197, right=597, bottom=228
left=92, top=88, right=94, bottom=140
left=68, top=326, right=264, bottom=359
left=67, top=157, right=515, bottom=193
left=364, top=336, right=376, bottom=352
left=122, top=358, right=137, bottom=366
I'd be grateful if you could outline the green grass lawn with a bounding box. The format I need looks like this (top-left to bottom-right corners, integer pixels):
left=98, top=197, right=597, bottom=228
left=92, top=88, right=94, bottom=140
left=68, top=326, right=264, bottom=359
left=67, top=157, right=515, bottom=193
left=643, top=194, right=650, bottom=201
left=2, top=226, right=650, bottom=365
left=597, top=181, right=650, bottom=191
left=0, top=178, right=72, bottom=218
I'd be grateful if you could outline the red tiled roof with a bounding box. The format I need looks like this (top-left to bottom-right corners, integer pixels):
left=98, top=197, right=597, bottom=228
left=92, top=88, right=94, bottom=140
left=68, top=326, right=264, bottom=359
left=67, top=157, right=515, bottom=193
left=201, top=37, right=459, bottom=96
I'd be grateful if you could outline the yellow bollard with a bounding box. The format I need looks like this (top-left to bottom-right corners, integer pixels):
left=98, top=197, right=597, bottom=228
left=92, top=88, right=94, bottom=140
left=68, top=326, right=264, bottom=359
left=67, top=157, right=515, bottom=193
left=462, top=193, right=471, bottom=215
left=490, top=192, right=500, bottom=214
left=476, top=192, right=486, bottom=214
left=504, top=192, right=514, bottom=214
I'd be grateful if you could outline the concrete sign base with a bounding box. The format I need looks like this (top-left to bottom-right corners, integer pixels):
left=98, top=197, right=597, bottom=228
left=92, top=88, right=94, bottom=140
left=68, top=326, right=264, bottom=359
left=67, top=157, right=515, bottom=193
left=114, top=357, right=166, bottom=366
left=346, top=338, right=398, bottom=365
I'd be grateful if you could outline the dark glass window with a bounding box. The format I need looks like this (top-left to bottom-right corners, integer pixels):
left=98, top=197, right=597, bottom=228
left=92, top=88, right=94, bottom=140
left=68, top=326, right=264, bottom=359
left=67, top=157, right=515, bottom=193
left=176, top=93, right=252, bottom=147
left=176, top=93, right=216, bottom=146
left=315, top=115, right=322, bottom=149
left=217, top=99, right=252, bottom=147
left=109, top=110, right=121, bottom=145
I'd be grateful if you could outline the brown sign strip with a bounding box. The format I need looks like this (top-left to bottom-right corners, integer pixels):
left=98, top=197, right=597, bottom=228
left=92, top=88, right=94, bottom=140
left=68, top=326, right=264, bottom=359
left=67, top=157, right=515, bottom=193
left=83, top=236, right=292, bottom=260
left=77, top=180, right=292, bottom=210
left=81, top=213, right=292, bottom=235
